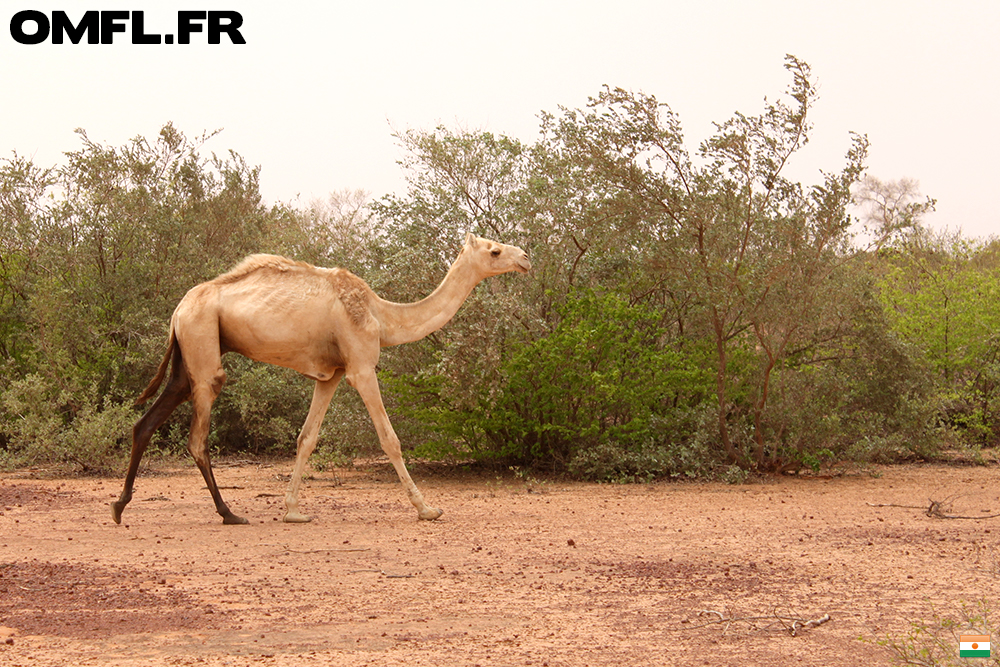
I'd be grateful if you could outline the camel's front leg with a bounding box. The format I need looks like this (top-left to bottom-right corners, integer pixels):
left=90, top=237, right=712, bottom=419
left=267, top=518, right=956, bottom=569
left=350, top=369, right=443, bottom=520
left=284, top=372, right=343, bottom=523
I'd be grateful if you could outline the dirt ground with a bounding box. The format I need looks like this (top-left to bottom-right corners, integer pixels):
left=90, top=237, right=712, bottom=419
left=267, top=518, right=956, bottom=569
left=1, top=459, right=999, bottom=666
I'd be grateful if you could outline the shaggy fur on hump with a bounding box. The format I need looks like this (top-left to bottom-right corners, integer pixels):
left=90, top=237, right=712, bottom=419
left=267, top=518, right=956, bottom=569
left=211, top=254, right=313, bottom=284
left=325, top=269, right=372, bottom=326
left=211, top=254, right=373, bottom=325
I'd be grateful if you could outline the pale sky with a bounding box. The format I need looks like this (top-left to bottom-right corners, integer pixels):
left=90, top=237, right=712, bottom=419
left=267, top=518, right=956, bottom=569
left=3, top=1, right=998, bottom=239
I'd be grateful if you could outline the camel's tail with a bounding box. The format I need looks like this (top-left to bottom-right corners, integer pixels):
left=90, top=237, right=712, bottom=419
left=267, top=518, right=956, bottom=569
left=135, top=322, right=179, bottom=406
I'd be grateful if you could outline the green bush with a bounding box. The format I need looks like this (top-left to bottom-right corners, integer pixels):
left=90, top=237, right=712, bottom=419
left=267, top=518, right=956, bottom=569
left=389, top=289, right=713, bottom=474
left=209, top=359, right=310, bottom=455
left=0, top=374, right=133, bottom=474
left=566, top=409, right=720, bottom=481
left=878, top=235, right=1000, bottom=447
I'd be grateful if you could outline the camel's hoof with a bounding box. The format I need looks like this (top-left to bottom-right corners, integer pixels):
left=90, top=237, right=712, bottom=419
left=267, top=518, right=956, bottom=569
left=283, top=512, right=313, bottom=524
left=418, top=507, right=444, bottom=521
left=223, top=514, right=249, bottom=525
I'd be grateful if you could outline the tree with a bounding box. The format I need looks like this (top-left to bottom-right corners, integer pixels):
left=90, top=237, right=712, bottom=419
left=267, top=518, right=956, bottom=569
left=0, top=155, right=52, bottom=365
left=537, top=56, right=905, bottom=469
left=367, top=56, right=939, bottom=474
left=879, top=229, right=1000, bottom=444
left=0, top=124, right=314, bottom=471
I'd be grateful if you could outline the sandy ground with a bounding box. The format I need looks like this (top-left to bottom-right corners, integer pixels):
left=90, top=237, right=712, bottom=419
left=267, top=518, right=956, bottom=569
left=1, top=459, right=999, bottom=666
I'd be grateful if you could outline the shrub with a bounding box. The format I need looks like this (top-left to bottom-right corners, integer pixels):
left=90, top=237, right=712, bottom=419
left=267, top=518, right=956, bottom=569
left=388, top=289, right=713, bottom=474
left=869, top=599, right=1000, bottom=666
left=0, top=373, right=133, bottom=474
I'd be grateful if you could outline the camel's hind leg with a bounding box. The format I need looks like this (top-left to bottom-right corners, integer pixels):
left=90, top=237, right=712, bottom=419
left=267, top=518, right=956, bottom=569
left=112, top=348, right=191, bottom=524
left=349, top=368, right=443, bottom=520
left=172, top=316, right=248, bottom=526
left=187, top=366, right=248, bottom=525
left=284, top=371, right=344, bottom=523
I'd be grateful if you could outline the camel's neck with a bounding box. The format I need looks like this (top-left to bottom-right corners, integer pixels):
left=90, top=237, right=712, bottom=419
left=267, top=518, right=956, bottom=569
left=373, top=254, right=483, bottom=347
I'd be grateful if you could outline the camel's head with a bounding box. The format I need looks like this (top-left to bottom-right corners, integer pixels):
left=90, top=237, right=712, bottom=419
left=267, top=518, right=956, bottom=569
left=463, top=233, right=531, bottom=276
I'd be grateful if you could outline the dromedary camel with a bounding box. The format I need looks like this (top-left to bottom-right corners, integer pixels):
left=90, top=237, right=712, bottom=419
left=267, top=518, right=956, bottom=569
left=111, top=233, right=530, bottom=525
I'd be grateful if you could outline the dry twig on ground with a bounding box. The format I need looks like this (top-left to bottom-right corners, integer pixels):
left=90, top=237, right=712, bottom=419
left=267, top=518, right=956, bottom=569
left=867, top=494, right=1000, bottom=520
left=680, top=608, right=831, bottom=636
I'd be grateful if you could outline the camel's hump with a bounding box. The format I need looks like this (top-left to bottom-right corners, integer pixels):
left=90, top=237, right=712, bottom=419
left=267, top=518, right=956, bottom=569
left=212, top=254, right=314, bottom=284
left=209, top=254, right=373, bottom=325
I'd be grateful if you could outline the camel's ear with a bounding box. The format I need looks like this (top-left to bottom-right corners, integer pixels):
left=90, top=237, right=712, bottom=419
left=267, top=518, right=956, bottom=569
left=464, top=232, right=479, bottom=249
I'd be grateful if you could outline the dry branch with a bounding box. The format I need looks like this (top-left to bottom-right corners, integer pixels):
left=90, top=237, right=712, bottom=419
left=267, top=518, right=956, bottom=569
left=348, top=569, right=415, bottom=578
left=867, top=496, right=1000, bottom=520
left=280, top=547, right=369, bottom=555
left=263, top=543, right=371, bottom=555
left=682, top=609, right=832, bottom=636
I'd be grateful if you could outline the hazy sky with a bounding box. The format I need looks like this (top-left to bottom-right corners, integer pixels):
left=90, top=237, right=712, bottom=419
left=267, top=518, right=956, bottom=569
left=3, top=1, right=998, bottom=239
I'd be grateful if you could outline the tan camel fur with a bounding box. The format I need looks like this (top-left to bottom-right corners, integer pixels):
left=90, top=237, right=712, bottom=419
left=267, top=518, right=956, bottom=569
left=111, top=233, right=530, bottom=525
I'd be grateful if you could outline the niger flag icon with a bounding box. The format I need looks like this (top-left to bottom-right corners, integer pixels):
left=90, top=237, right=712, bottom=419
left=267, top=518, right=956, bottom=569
left=960, top=635, right=990, bottom=658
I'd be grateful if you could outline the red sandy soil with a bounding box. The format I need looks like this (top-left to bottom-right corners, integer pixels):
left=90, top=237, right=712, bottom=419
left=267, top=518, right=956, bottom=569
left=2, top=459, right=999, bottom=666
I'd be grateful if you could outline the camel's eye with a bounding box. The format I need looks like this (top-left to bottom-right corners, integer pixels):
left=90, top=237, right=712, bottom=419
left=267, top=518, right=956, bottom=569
left=490, top=248, right=501, bottom=258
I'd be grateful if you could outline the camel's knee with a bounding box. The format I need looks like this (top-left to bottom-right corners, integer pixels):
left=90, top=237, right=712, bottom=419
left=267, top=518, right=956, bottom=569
left=132, top=416, right=155, bottom=448
left=380, top=433, right=403, bottom=460
left=194, top=372, right=226, bottom=402
left=295, top=431, right=320, bottom=458
left=190, top=368, right=226, bottom=401
left=210, top=368, right=227, bottom=395
left=186, top=437, right=212, bottom=470
left=189, top=374, right=224, bottom=415
left=187, top=384, right=221, bottom=459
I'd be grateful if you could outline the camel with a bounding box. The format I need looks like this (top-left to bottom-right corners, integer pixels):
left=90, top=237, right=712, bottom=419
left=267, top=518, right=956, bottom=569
left=111, top=233, right=530, bottom=525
